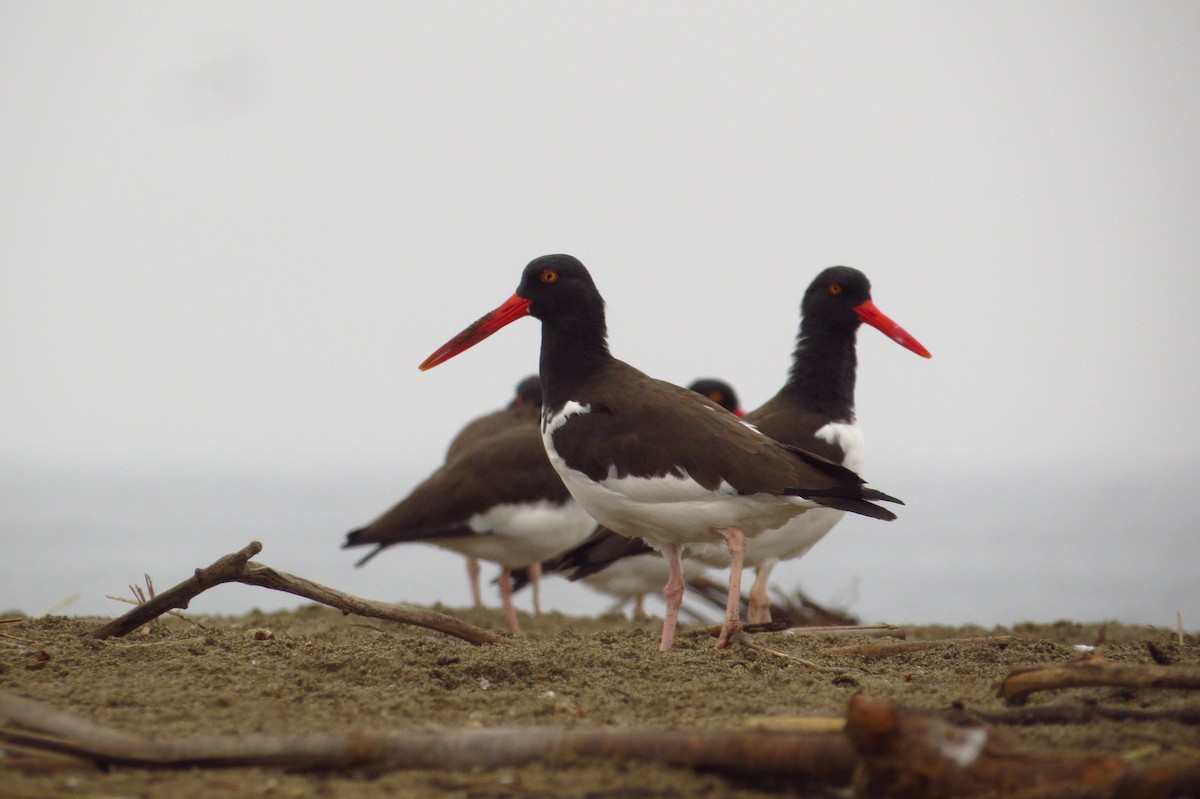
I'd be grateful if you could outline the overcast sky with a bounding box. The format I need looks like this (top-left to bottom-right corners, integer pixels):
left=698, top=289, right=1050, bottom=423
left=3, top=3, right=1199, bottom=628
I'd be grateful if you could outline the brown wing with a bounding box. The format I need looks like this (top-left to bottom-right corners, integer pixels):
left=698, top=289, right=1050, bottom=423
left=344, top=421, right=571, bottom=552
left=745, top=389, right=847, bottom=463
left=445, top=403, right=539, bottom=462
left=549, top=361, right=895, bottom=517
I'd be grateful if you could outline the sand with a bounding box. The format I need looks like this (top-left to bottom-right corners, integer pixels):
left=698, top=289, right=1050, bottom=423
left=2, top=605, right=1198, bottom=798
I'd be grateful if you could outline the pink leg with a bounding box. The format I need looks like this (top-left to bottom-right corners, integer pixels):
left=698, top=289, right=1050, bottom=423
left=528, top=561, right=542, bottom=616
left=498, top=568, right=521, bottom=635
left=632, top=594, right=645, bottom=619
left=748, top=559, right=778, bottom=624
left=466, top=557, right=483, bottom=608
left=715, top=527, right=746, bottom=649
left=659, top=545, right=685, bottom=651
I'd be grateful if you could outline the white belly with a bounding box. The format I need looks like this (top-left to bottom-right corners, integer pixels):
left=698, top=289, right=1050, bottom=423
left=580, top=553, right=704, bottom=599
left=430, top=499, right=597, bottom=568
left=543, top=422, right=817, bottom=550
left=682, top=506, right=846, bottom=567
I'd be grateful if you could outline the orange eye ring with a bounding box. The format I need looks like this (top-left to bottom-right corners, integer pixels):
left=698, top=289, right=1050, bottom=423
left=541, top=269, right=559, bottom=283
left=828, top=283, right=842, bottom=295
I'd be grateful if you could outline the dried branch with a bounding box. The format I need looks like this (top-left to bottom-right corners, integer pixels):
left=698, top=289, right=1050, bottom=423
left=1000, top=656, right=1200, bottom=705
left=826, top=636, right=1014, bottom=661
left=0, top=693, right=855, bottom=781
left=87, top=541, right=507, bottom=646
left=683, top=620, right=902, bottom=640
left=845, top=694, right=1200, bottom=799
left=978, top=704, right=1200, bottom=726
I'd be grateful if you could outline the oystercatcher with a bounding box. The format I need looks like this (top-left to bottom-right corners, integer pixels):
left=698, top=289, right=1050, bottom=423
left=342, top=375, right=594, bottom=634
left=513, top=378, right=744, bottom=617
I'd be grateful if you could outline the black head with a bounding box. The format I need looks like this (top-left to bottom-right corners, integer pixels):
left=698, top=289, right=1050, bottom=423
left=510, top=375, right=543, bottom=408
left=802, top=266, right=873, bottom=332
left=515, top=254, right=604, bottom=322
left=687, top=378, right=743, bottom=416
left=420, top=253, right=609, bottom=372
left=798, top=265, right=931, bottom=358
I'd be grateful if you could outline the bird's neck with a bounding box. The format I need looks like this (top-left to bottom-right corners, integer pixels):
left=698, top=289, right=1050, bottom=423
left=538, top=307, right=613, bottom=411
left=783, top=321, right=859, bottom=421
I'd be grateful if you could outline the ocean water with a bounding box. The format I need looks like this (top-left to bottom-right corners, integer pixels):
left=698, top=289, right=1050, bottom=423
left=2, top=462, right=1195, bottom=631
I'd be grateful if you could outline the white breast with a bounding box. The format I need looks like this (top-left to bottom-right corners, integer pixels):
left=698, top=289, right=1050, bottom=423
left=431, top=498, right=598, bottom=568
left=542, top=405, right=818, bottom=549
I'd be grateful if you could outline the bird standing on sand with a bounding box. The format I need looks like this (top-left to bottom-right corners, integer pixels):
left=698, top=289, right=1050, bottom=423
left=515, top=378, right=745, bottom=617
left=443, top=376, right=543, bottom=607
left=342, top=375, right=594, bottom=634
left=419, top=254, right=905, bottom=650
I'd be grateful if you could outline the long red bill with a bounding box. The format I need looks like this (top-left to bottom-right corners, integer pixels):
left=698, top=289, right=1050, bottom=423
left=419, top=293, right=533, bottom=371
left=853, top=300, right=932, bottom=359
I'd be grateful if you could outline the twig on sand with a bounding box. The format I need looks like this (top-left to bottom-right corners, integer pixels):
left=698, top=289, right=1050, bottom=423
left=0, top=693, right=855, bottom=781
left=977, top=704, right=1200, bottom=726
left=825, top=636, right=1014, bottom=661
left=87, top=541, right=507, bottom=646
left=730, top=633, right=848, bottom=673
left=846, top=694, right=1200, bottom=799
left=999, top=654, right=1200, bottom=705
left=683, top=620, right=901, bottom=640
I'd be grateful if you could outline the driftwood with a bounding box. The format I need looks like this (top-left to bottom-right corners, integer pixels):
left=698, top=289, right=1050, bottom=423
left=87, top=541, right=507, bottom=646
left=826, top=636, right=1014, bottom=661
left=979, top=704, right=1200, bottom=726
left=685, top=574, right=859, bottom=627
left=0, top=693, right=855, bottom=781
left=845, top=694, right=1200, bottom=799
left=683, top=620, right=903, bottom=640
left=1000, top=655, right=1200, bottom=705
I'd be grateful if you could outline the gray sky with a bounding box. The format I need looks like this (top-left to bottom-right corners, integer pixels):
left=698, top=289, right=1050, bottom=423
left=3, top=3, right=1199, bottom=627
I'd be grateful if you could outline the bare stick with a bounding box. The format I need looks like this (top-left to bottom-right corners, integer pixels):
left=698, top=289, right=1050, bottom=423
left=87, top=541, right=507, bottom=646
left=681, top=618, right=795, bottom=638
left=978, top=704, right=1200, bottom=726
left=235, top=562, right=507, bottom=646
left=825, top=636, right=1014, bottom=661
left=788, top=624, right=905, bottom=639
left=843, top=693, right=1200, bottom=799
left=0, top=693, right=855, bottom=781
left=1000, top=656, right=1200, bottom=705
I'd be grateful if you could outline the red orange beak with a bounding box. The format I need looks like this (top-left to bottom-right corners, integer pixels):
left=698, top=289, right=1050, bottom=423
left=419, top=293, right=533, bottom=371
left=853, top=300, right=932, bottom=359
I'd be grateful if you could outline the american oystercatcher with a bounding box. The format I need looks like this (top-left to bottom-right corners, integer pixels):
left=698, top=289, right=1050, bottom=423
left=543, top=266, right=931, bottom=624
left=342, top=374, right=595, bottom=634
left=419, top=254, right=904, bottom=650
left=444, top=375, right=543, bottom=607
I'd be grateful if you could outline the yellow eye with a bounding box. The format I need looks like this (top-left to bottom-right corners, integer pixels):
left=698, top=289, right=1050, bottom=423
left=541, top=269, right=559, bottom=283
left=829, top=283, right=842, bottom=295
left=708, top=391, right=724, bottom=403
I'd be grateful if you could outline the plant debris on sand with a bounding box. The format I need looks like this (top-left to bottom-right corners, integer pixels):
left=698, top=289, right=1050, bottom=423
left=2, top=607, right=1198, bottom=798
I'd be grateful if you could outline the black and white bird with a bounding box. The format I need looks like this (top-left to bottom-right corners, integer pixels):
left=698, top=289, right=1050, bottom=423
left=513, top=378, right=744, bottom=617
left=342, top=375, right=594, bottom=634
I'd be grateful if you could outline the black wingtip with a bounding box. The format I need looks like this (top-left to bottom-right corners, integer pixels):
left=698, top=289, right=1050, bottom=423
left=343, top=527, right=386, bottom=567
left=351, top=544, right=386, bottom=567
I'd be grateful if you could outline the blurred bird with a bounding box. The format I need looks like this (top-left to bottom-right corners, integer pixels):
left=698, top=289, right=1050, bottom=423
left=342, top=374, right=595, bottom=634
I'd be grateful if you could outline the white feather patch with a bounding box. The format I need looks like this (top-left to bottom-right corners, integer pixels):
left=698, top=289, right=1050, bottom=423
left=814, top=420, right=865, bottom=473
